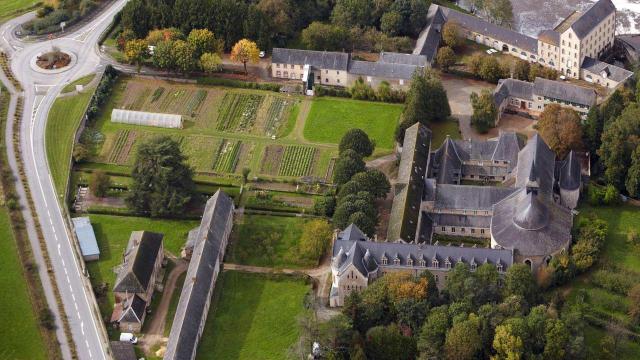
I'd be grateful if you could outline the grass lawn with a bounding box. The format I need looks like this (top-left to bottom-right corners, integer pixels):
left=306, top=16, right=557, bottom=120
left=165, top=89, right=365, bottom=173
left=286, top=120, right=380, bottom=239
left=85, top=214, right=199, bottom=316
left=46, top=90, right=93, bottom=198
left=61, top=74, right=96, bottom=94
left=225, top=214, right=315, bottom=269
left=0, top=209, right=47, bottom=360
left=196, top=271, right=309, bottom=360
left=429, top=118, right=461, bottom=148
left=304, top=97, right=402, bottom=151
left=0, top=0, right=40, bottom=22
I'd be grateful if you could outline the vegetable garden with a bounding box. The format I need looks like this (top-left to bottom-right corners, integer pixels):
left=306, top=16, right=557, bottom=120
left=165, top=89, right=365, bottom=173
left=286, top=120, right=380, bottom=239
left=213, top=140, right=242, bottom=173
left=278, top=146, right=316, bottom=177
left=216, top=93, right=264, bottom=132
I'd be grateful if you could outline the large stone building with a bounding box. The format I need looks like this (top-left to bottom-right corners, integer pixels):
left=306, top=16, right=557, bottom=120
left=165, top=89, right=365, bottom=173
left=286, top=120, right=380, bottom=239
left=164, top=190, right=234, bottom=360
left=330, top=124, right=586, bottom=306
left=493, top=77, right=598, bottom=120
left=111, top=231, right=164, bottom=332
left=415, top=0, right=632, bottom=89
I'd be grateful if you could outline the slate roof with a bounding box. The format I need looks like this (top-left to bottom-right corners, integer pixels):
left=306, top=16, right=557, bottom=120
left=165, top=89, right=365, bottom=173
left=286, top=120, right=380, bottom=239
left=430, top=136, right=462, bottom=184
left=271, top=48, right=350, bottom=71
left=338, top=224, right=367, bottom=241
left=559, top=151, right=581, bottom=191
left=164, top=190, right=234, bottom=360
left=110, top=341, right=137, bottom=360
left=490, top=188, right=573, bottom=256
left=113, top=231, right=163, bottom=294
left=413, top=4, right=447, bottom=62
left=494, top=78, right=534, bottom=106
left=434, top=184, right=516, bottom=211
left=581, top=57, right=634, bottom=83
left=514, top=134, right=556, bottom=199
left=491, top=132, right=522, bottom=171
left=440, top=7, right=538, bottom=53
left=570, top=0, right=616, bottom=39
left=348, top=60, right=419, bottom=80
left=333, top=239, right=513, bottom=274
left=379, top=52, right=429, bottom=66
left=72, top=217, right=100, bottom=258
left=538, top=30, right=560, bottom=46
left=533, top=77, right=596, bottom=106
left=118, top=294, right=146, bottom=324
left=432, top=213, right=492, bottom=228
left=388, top=123, right=432, bottom=242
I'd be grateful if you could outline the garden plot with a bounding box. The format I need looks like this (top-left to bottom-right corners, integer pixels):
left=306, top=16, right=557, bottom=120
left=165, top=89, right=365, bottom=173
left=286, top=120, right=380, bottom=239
left=213, top=140, right=242, bottom=173
left=254, top=96, right=294, bottom=137
left=216, top=93, right=264, bottom=132
left=278, top=146, right=316, bottom=177
left=181, top=136, right=220, bottom=171
left=107, top=129, right=138, bottom=164
left=260, top=145, right=284, bottom=176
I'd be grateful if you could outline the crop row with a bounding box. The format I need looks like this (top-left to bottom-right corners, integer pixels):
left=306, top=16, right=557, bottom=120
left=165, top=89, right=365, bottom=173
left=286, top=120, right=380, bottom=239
left=108, top=129, right=132, bottom=163
left=278, top=146, right=316, bottom=177
left=185, top=90, right=207, bottom=115
left=263, top=97, right=289, bottom=137
left=151, top=87, right=165, bottom=103
left=213, top=140, right=242, bottom=173
left=216, top=93, right=263, bottom=132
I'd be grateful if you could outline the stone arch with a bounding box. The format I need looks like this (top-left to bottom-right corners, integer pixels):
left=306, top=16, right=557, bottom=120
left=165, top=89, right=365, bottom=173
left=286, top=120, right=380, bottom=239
left=524, top=259, right=532, bottom=269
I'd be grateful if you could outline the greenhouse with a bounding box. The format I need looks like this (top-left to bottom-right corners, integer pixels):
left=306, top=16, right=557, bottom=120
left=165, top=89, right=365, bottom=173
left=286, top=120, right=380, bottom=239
left=111, top=109, right=183, bottom=129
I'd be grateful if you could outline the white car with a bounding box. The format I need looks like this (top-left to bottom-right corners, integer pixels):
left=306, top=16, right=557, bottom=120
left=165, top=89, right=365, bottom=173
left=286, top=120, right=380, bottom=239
left=259, top=51, right=266, bottom=58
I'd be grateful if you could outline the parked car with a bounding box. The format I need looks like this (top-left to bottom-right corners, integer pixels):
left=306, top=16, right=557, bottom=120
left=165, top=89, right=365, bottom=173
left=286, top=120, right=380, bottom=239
left=119, top=333, right=138, bottom=344
left=259, top=51, right=266, bottom=58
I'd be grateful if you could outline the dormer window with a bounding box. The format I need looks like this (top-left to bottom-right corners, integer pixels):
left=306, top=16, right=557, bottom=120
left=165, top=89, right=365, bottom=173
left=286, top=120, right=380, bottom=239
left=497, top=263, right=504, bottom=272
left=382, top=257, right=388, bottom=265
left=471, top=263, right=477, bottom=271
left=393, top=258, right=400, bottom=265
left=407, top=258, right=413, bottom=266
left=420, top=260, right=426, bottom=267
left=432, top=259, right=439, bottom=268
left=445, top=259, right=451, bottom=269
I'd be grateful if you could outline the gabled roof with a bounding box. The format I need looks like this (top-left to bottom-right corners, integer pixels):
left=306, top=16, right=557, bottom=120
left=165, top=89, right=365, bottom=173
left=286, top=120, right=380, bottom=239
left=110, top=341, right=137, bottom=360
left=72, top=217, right=100, bottom=258
left=338, top=224, right=367, bottom=241
left=348, top=60, right=419, bottom=80
left=569, top=0, right=616, bottom=39
left=533, top=77, right=597, bottom=107
left=581, top=57, right=634, bottom=83
left=559, top=151, right=581, bottom=191
left=430, top=136, right=462, bottom=184
left=164, top=190, right=235, bottom=360
left=113, top=231, right=163, bottom=294
left=434, top=184, right=517, bottom=211
left=491, top=132, right=522, bottom=171
left=379, top=52, right=429, bottom=67
left=271, top=48, right=350, bottom=70
left=514, top=134, right=556, bottom=199
left=494, top=78, right=534, bottom=104
left=118, top=294, right=146, bottom=324
left=537, top=30, right=560, bottom=46
left=413, top=4, right=447, bottom=62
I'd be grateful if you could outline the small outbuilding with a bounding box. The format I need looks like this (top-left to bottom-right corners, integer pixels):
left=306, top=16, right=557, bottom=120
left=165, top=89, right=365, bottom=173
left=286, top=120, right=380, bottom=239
left=109, top=341, right=137, bottom=360
left=72, top=217, right=100, bottom=261
left=111, top=109, right=183, bottom=129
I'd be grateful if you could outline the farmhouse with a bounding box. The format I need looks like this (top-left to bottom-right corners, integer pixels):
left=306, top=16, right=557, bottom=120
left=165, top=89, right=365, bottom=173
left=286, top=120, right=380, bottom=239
left=416, top=0, right=632, bottom=89
left=493, top=77, right=598, bottom=120
left=164, top=190, right=234, bottom=360
left=271, top=48, right=426, bottom=90
left=111, top=231, right=164, bottom=332
left=330, top=123, right=587, bottom=306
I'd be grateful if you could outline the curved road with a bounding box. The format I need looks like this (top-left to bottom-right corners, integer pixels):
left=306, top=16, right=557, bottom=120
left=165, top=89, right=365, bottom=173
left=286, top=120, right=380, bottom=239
left=0, top=2, right=128, bottom=359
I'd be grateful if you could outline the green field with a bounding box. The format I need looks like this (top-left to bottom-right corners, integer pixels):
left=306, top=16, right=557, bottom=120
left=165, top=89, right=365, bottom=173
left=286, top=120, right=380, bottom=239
left=46, top=90, right=93, bottom=197
left=61, top=74, right=96, bottom=94
left=0, top=209, right=47, bottom=360
left=196, top=271, right=309, bottom=360
left=304, top=97, right=402, bottom=151
left=0, top=0, right=40, bottom=22
left=85, top=214, right=199, bottom=316
left=226, top=214, right=315, bottom=269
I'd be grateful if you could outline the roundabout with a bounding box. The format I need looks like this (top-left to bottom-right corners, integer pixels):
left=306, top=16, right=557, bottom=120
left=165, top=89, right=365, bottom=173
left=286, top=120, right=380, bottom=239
left=29, top=49, right=77, bottom=74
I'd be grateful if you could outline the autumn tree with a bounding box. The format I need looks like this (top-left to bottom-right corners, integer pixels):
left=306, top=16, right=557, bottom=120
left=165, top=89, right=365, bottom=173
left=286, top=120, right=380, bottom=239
left=492, top=321, right=525, bottom=360
left=537, top=104, right=583, bottom=158
left=444, top=314, right=482, bottom=360
left=124, top=39, right=149, bottom=72
left=381, top=11, right=402, bottom=36
left=230, top=38, right=260, bottom=75
left=442, top=22, right=462, bottom=49
left=146, top=27, right=183, bottom=45
left=200, top=52, right=222, bottom=73
left=436, top=46, right=456, bottom=71
left=299, top=219, right=333, bottom=262
left=152, top=40, right=176, bottom=69
left=470, top=89, right=497, bottom=133
left=172, top=39, right=197, bottom=73
left=187, top=28, right=223, bottom=58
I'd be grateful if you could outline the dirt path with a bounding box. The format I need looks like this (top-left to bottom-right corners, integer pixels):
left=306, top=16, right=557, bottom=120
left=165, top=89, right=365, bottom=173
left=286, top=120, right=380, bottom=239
left=291, top=99, right=312, bottom=143
left=146, top=259, right=188, bottom=336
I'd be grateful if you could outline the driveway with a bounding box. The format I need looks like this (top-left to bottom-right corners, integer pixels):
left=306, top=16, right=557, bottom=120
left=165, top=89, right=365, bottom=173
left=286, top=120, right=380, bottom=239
left=441, top=74, right=495, bottom=141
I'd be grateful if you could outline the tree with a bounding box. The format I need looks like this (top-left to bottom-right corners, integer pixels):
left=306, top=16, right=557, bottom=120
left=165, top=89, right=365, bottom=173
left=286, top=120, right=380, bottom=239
left=444, top=314, right=482, bottom=360
left=331, top=0, right=374, bottom=29
left=512, top=60, right=530, bottom=81
left=72, top=143, right=89, bottom=162
left=400, top=69, right=451, bottom=138
left=626, top=145, right=640, bottom=198
left=628, top=283, right=640, bottom=325
left=485, top=0, right=513, bottom=26
left=146, top=28, right=183, bottom=45
left=91, top=171, right=111, bottom=198
left=256, top=0, right=292, bottom=37
left=339, top=128, right=375, bottom=157
left=313, top=193, right=336, bottom=217
left=299, top=219, right=333, bottom=262
left=126, top=136, right=196, bottom=217
left=187, top=28, right=223, bottom=58
left=365, top=324, right=417, bottom=360
left=200, top=52, right=222, bottom=73
left=418, top=305, right=450, bottom=358
left=301, top=22, right=352, bottom=51
left=537, top=104, right=583, bottom=158
left=598, top=103, right=640, bottom=190
left=241, top=167, right=251, bottom=184
left=350, top=77, right=376, bottom=100
left=442, top=22, right=462, bottom=49
left=436, top=46, right=456, bottom=72
left=333, top=191, right=377, bottom=235
left=381, top=11, right=402, bottom=36
left=478, top=55, right=506, bottom=83
left=333, top=149, right=366, bottom=185
left=543, top=319, right=569, bottom=360
left=338, top=170, right=390, bottom=199
left=492, top=322, right=525, bottom=360
left=172, top=39, right=197, bottom=73
left=470, top=89, right=497, bottom=133
left=230, top=38, right=260, bottom=75
left=582, top=105, right=602, bottom=155
left=152, top=40, right=176, bottom=69
left=504, top=264, right=536, bottom=304
left=124, top=39, right=149, bottom=72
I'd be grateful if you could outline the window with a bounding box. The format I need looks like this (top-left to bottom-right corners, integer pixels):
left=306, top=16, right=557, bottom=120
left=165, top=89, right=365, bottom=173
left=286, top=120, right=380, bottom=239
left=276, top=71, right=281, bottom=77
left=325, top=70, right=328, bottom=74
left=325, top=78, right=328, bottom=82
left=471, top=229, right=475, bottom=233
left=445, top=260, right=451, bottom=269
left=300, top=74, right=304, bottom=79
left=451, top=227, right=456, bottom=233
left=337, top=79, right=340, bottom=83
left=366, top=76, right=372, bottom=82
left=407, top=258, right=413, bottom=266
left=317, top=76, right=320, bottom=80
left=276, top=63, right=280, bottom=68
left=299, top=65, right=303, bottom=69
left=461, top=228, right=465, bottom=233
left=441, top=227, right=445, bottom=231
left=394, top=258, right=400, bottom=265
left=471, top=263, right=477, bottom=271
left=337, top=71, right=340, bottom=75
left=399, top=79, right=404, bottom=85
left=284, top=71, right=288, bottom=77
left=497, top=264, right=504, bottom=272
left=290, top=64, right=294, bottom=69
left=432, top=259, right=439, bottom=268
left=420, top=260, right=426, bottom=267
left=382, top=257, right=388, bottom=265
left=481, top=229, right=485, bottom=234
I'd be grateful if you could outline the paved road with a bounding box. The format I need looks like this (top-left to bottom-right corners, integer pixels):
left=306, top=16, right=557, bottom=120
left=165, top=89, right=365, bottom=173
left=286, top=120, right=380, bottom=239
left=0, top=2, right=128, bottom=359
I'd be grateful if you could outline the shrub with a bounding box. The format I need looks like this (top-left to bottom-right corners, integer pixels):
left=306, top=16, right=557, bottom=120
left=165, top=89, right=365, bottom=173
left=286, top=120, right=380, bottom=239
left=588, top=185, right=606, bottom=206
left=591, top=270, right=636, bottom=296
left=603, top=184, right=620, bottom=205
left=197, top=77, right=281, bottom=92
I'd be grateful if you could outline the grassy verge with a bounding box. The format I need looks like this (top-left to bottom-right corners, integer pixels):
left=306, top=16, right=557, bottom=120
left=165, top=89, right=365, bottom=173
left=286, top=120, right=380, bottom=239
left=46, top=90, right=93, bottom=198
left=85, top=214, right=199, bottom=317
left=304, top=97, right=402, bottom=151
left=225, top=214, right=315, bottom=269
left=0, top=0, right=41, bottom=23
left=61, top=74, right=96, bottom=94
left=196, top=271, right=310, bottom=359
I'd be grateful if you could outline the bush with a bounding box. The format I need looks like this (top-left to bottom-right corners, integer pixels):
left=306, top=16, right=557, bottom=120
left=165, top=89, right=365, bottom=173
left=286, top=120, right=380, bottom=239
left=314, top=85, right=351, bottom=98
left=603, top=184, right=620, bottom=205
left=588, top=185, right=606, bottom=206
left=197, top=77, right=281, bottom=92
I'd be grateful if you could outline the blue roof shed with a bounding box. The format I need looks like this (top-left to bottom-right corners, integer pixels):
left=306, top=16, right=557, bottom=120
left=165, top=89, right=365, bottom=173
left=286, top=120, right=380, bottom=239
left=72, top=217, right=100, bottom=261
